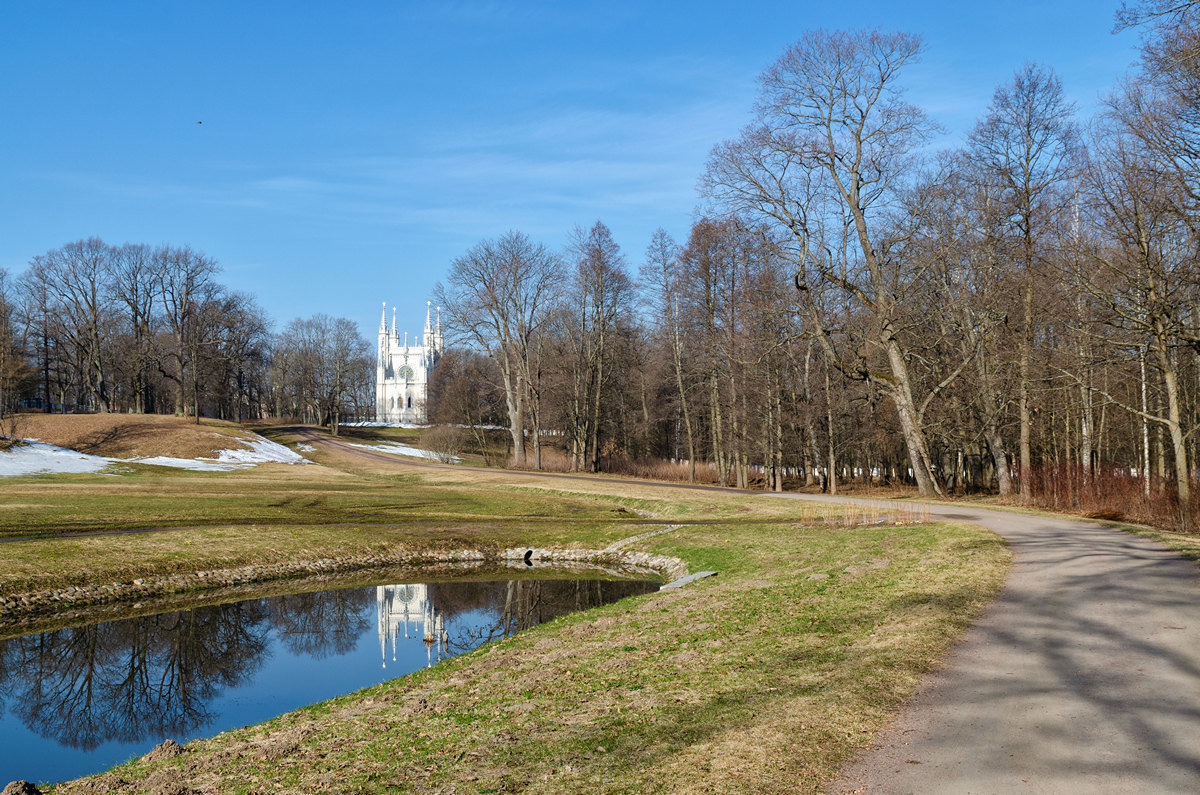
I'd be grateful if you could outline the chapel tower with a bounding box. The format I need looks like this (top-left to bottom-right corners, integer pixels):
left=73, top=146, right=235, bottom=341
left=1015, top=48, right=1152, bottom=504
left=375, top=300, right=442, bottom=423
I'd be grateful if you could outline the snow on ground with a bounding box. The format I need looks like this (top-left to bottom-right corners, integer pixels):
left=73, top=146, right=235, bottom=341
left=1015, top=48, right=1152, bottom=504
left=132, top=456, right=238, bottom=472
left=0, top=441, right=115, bottom=477
left=212, top=435, right=308, bottom=465
left=0, top=433, right=310, bottom=477
left=343, top=420, right=505, bottom=430
left=342, top=421, right=427, bottom=429
left=345, top=441, right=460, bottom=463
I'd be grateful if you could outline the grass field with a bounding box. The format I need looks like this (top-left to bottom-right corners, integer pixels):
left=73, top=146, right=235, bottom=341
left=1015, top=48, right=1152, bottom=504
left=0, top=420, right=1011, bottom=793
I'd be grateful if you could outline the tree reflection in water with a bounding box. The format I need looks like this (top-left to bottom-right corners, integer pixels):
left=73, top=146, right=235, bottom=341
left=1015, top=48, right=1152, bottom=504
left=428, top=578, right=651, bottom=655
left=0, top=576, right=656, bottom=759
left=0, top=601, right=270, bottom=750
left=269, top=587, right=372, bottom=659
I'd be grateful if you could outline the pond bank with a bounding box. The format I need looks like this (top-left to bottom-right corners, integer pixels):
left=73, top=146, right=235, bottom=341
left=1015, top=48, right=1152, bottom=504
left=0, top=543, right=687, bottom=636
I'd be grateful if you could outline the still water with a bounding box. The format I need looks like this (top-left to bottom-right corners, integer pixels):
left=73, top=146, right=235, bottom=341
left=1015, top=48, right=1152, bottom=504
left=0, top=574, right=658, bottom=785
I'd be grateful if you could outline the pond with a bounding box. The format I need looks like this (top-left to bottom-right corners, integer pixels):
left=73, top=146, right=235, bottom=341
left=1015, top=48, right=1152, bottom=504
left=0, top=572, right=659, bottom=786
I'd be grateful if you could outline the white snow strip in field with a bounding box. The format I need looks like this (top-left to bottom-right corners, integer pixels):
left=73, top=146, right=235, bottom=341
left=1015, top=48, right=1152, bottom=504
left=134, top=456, right=238, bottom=472
left=0, top=440, right=115, bottom=477
left=0, top=433, right=311, bottom=477
left=345, top=441, right=459, bottom=463
left=213, top=435, right=309, bottom=465
left=135, top=434, right=309, bottom=470
left=342, top=421, right=427, bottom=429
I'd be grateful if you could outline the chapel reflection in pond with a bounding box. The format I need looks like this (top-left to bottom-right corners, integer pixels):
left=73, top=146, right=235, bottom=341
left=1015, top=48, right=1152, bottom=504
left=377, top=578, right=654, bottom=668
left=0, top=576, right=657, bottom=757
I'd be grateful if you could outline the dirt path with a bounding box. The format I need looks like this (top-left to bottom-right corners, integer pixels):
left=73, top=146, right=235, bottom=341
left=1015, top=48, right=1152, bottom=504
left=292, top=427, right=745, bottom=495
left=766, top=494, right=1200, bottom=794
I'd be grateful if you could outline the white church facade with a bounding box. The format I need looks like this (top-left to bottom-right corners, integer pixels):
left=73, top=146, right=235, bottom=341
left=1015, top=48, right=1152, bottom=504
left=375, top=301, right=443, bottom=424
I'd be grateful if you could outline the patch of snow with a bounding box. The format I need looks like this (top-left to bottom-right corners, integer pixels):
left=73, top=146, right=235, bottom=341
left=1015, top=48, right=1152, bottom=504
left=345, top=441, right=459, bottom=463
left=133, top=434, right=310, bottom=470
left=296, top=443, right=316, bottom=452
left=0, top=432, right=311, bottom=477
left=214, top=435, right=309, bottom=465
left=342, top=421, right=427, bottom=429
left=133, top=456, right=240, bottom=472
left=0, top=440, right=115, bottom=477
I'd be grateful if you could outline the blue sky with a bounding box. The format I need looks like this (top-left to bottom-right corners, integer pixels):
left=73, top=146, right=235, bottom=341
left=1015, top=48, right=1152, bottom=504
left=0, top=1, right=1141, bottom=342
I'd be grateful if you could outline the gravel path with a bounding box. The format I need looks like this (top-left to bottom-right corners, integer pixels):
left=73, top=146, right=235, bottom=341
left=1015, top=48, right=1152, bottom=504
left=768, top=495, right=1200, bottom=794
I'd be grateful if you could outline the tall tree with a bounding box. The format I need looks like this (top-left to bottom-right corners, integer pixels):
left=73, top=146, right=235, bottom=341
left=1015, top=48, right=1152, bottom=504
left=967, top=63, right=1079, bottom=502
left=436, top=231, right=562, bottom=467
left=106, top=243, right=157, bottom=413
left=705, top=29, right=944, bottom=495
left=1079, top=103, right=1197, bottom=528
left=641, top=228, right=698, bottom=482
left=154, top=245, right=220, bottom=417
left=559, top=222, right=634, bottom=472
left=38, top=238, right=115, bottom=412
left=0, top=270, right=30, bottom=419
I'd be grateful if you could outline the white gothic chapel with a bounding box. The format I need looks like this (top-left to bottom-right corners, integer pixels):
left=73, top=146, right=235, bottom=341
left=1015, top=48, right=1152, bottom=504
left=375, top=301, right=443, bottom=424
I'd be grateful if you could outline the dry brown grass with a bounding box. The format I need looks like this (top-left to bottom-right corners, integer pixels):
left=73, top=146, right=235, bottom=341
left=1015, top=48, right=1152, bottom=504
left=10, top=413, right=257, bottom=459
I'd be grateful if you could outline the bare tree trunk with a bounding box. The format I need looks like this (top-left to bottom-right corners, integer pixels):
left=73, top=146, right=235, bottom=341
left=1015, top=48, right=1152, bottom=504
left=674, top=317, right=697, bottom=482
left=802, top=345, right=818, bottom=487
left=1154, top=336, right=1192, bottom=528
left=884, top=338, right=943, bottom=496
left=1018, top=275, right=1035, bottom=503
left=823, top=358, right=838, bottom=496
left=710, top=370, right=727, bottom=486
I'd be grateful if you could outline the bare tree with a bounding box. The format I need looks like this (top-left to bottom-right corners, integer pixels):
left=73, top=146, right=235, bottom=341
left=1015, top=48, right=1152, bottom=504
left=559, top=222, right=634, bottom=472
left=642, top=228, right=698, bottom=481
left=38, top=238, right=115, bottom=412
left=967, top=63, right=1079, bottom=502
left=106, top=243, right=157, bottom=413
left=271, top=315, right=370, bottom=431
left=705, top=29, right=944, bottom=496
left=1078, top=105, right=1196, bottom=528
left=0, top=270, right=30, bottom=420
left=154, top=245, right=220, bottom=417
left=436, top=231, right=562, bottom=467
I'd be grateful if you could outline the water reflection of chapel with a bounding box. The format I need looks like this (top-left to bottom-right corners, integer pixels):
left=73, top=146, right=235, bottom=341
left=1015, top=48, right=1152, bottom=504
left=376, top=584, right=448, bottom=669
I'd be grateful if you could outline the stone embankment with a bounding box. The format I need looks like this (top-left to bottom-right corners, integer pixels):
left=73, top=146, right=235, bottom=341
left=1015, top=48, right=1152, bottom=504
left=0, top=543, right=689, bottom=633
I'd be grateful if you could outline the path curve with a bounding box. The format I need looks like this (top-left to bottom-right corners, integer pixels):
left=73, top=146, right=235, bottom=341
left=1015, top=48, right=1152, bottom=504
left=766, top=494, right=1200, bottom=793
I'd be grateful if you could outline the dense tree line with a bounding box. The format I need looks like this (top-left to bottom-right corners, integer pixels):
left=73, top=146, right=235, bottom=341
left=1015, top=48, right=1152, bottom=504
left=0, top=239, right=372, bottom=430
left=436, top=7, right=1200, bottom=530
